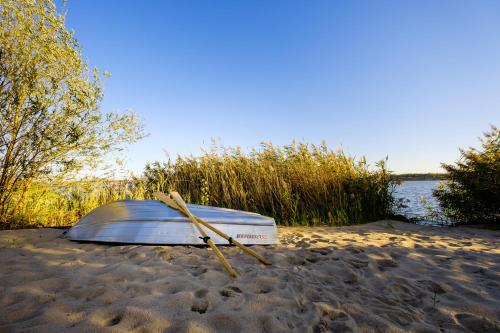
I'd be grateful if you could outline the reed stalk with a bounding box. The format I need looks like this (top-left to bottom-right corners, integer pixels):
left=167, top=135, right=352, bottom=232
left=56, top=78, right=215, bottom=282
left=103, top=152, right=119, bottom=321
left=3, top=141, right=394, bottom=229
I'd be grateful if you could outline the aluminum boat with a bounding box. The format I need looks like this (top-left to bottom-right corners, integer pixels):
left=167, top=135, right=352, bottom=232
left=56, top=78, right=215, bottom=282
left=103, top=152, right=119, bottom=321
left=66, top=200, right=278, bottom=245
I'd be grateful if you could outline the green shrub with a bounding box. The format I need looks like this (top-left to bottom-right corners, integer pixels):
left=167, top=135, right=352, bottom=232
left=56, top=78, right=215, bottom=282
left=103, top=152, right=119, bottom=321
left=433, top=126, right=499, bottom=225
left=143, top=142, right=394, bottom=226
left=0, top=0, right=144, bottom=224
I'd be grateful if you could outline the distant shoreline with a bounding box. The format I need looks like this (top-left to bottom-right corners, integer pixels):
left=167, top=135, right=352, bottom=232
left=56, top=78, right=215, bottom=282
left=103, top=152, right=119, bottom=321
left=392, top=173, right=447, bottom=181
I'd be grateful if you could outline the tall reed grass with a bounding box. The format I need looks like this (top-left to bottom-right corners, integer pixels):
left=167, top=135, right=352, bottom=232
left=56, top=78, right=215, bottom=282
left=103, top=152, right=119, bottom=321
left=5, top=180, right=146, bottom=229
left=144, top=142, right=394, bottom=226
left=4, top=142, right=394, bottom=228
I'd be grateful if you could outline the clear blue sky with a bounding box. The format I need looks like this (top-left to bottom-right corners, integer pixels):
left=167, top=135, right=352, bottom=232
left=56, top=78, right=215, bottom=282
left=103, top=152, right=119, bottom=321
left=61, top=0, right=500, bottom=174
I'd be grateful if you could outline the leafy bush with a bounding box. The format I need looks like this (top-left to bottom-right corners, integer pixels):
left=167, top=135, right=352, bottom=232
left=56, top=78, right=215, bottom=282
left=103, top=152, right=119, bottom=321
left=144, top=142, right=394, bottom=226
left=0, top=0, right=144, bottom=225
left=433, top=126, right=499, bottom=225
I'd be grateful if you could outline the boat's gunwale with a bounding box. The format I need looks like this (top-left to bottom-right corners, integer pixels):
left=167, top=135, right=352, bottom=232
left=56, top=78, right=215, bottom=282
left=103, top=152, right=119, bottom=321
left=70, top=217, right=275, bottom=229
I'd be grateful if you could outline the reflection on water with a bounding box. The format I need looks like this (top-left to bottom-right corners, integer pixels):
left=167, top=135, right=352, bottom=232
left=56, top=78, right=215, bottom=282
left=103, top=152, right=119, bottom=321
left=392, top=180, right=450, bottom=225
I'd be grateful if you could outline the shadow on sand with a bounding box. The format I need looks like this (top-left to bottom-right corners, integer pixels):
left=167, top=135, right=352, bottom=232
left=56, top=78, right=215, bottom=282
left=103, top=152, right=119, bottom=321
left=0, top=221, right=499, bottom=333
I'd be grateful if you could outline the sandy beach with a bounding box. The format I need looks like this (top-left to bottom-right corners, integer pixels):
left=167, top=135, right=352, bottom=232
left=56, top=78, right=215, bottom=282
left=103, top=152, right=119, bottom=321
left=0, top=221, right=498, bottom=333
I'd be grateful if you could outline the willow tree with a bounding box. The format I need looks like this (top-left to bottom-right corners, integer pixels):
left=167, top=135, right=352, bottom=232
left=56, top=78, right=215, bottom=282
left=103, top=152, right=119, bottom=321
left=0, top=0, right=144, bottom=223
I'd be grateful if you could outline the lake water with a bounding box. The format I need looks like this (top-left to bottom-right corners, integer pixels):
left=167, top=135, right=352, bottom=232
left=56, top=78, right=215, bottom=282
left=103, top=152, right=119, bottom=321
left=392, top=180, right=448, bottom=225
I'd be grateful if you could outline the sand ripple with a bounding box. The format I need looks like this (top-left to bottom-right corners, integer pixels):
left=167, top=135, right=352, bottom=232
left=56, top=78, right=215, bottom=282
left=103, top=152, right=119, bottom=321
left=0, top=221, right=499, bottom=332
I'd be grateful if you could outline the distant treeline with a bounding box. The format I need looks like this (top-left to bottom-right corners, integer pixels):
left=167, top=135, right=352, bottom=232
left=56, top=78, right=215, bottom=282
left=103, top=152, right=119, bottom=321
left=392, top=173, right=447, bottom=181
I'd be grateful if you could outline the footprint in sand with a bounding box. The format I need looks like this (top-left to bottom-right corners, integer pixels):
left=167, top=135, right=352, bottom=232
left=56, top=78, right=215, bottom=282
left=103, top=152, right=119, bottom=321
left=191, top=298, right=209, bottom=314
left=455, top=313, right=499, bottom=333
left=295, top=241, right=310, bottom=249
left=417, top=280, right=446, bottom=294
left=191, top=266, right=208, bottom=277
left=377, top=259, right=398, bottom=271
left=461, top=264, right=487, bottom=275
left=219, top=286, right=242, bottom=298
left=252, top=276, right=277, bottom=294
left=313, top=303, right=355, bottom=333
left=305, top=253, right=321, bottom=263
left=287, top=254, right=306, bottom=265
left=108, top=314, right=122, bottom=326
left=194, top=288, right=208, bottom=298
left=310, top=248, right=332, bottom=255
left=89, top=309, right=124, bottom=328
left=191, top=288, right=211, bottom=314
left=342, top=271, right=359, bottom=284
left=166, top=283, right=188, bottom=294
left=346, top=258, right=368, bottom=269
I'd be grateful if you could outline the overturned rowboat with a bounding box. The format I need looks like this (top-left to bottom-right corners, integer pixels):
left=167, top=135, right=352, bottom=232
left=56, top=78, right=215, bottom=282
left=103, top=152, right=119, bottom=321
left=66, top=200, right=278, bottom=245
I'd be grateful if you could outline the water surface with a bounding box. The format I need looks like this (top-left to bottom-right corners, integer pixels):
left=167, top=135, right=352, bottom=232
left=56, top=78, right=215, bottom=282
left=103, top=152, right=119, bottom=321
left=392, top=180, right=447, bottom=225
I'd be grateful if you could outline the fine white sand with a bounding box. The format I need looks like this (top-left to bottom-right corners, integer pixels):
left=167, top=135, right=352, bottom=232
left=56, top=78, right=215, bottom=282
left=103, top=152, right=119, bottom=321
left=0, top=221, right=499, bottom=333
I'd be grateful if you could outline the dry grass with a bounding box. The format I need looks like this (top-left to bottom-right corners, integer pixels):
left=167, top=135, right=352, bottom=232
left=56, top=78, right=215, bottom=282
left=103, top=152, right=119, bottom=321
left=4, top=142, right=394, bottom=229
left=144, top=142, right=394, bottom=226
left=5, top=180, right=146, bottom=228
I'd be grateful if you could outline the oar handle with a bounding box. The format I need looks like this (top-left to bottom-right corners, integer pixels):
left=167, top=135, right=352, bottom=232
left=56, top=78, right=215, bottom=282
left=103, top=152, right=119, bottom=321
left=153, top=192, right=182, bottom=211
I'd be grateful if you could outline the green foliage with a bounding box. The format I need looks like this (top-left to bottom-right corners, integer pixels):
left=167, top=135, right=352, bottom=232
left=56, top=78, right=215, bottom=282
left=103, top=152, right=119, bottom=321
left=433, top=126, right=499, bottom=225
left=143, top=142, right=394, bottom=226
left=0, top=0, right=144, bottom=224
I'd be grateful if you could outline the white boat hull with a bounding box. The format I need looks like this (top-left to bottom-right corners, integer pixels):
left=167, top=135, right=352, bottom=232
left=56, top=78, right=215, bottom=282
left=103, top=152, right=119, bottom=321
left=66, top=200, right=278, bottom=245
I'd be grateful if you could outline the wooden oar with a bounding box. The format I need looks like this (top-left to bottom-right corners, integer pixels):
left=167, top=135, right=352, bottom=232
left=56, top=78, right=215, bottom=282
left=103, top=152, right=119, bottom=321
left=193, top=216, right=271, bottom=265
left=153, top=192, right=237, bottom=277
left=153, top=192, right=271, bottom=265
